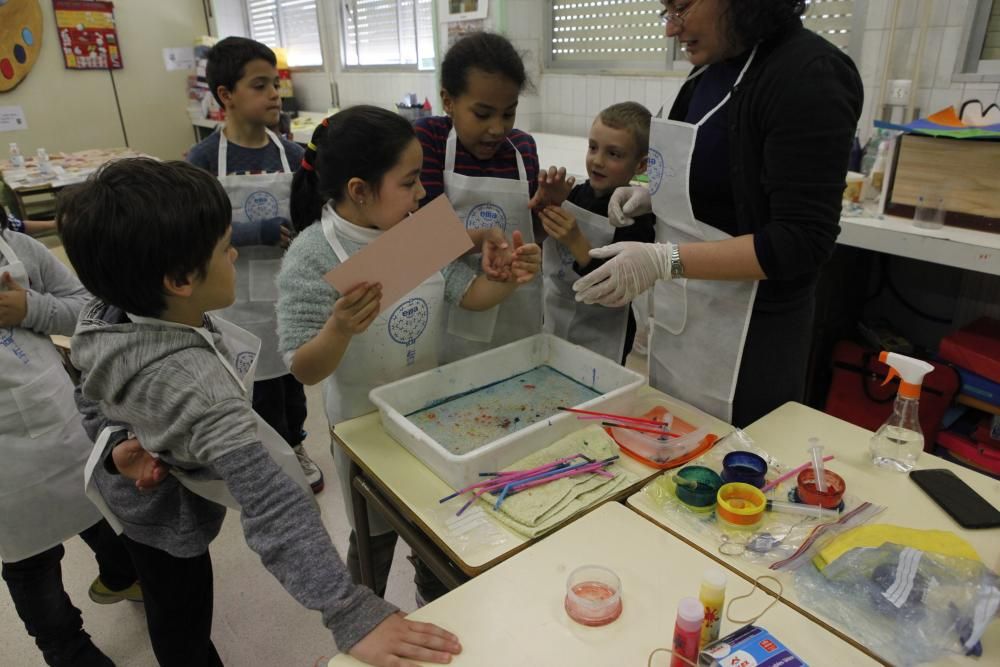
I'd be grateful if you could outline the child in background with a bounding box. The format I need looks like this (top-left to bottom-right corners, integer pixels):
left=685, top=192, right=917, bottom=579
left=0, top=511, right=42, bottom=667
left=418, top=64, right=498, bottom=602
left=0, top=214, right=140, bottom=667
left=187, top=37, right=322, bottom=492
left=277, top=106, right=540, bottom=605
left=535, top=102, right=656, bottom=363
left=61, top=159, right=462, bottom=667
left=3, top=203, right=57, bottom=236
left=415, top=32, right=543, bottom=364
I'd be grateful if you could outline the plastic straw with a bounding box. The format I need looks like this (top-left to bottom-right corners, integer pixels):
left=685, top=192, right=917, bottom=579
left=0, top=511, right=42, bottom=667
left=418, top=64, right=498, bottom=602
left=439, top=455, right=582, bottom=503
left=558, top=406, right=674, bottom=429
left=601, top=421, right=679, bottom=439
left=809, top=438, right=827, bottom=492
left=760, top=455, right=834, bottom=493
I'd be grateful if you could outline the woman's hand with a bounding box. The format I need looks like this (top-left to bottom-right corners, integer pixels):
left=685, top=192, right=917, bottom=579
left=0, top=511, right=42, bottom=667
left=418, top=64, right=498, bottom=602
left=572, top=242, right=671, bottom=307
left=327, top=282, right=382, bottom=336
left=607, top=186, right=651, bottom=228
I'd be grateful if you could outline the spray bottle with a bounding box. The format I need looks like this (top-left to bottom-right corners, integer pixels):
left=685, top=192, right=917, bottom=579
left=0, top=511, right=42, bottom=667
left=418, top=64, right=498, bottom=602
left=870, top=351, right=934, bottom=472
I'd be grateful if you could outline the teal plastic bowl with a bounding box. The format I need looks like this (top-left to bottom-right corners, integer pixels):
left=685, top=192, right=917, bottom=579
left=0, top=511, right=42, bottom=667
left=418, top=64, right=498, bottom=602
left=674, top=466, right=723, bottom=511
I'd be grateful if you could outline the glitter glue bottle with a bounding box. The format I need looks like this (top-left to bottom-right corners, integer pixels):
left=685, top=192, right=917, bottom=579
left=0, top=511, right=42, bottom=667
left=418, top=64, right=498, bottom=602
left=671, top=597, right=704, bottom=667
left=699, top=567, right=727, bottom=647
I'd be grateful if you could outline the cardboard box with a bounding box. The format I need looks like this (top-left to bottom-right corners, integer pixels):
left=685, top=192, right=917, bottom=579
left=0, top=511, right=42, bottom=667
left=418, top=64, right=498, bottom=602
left=884, top=134, right=1000, bottom=233
left=700, top=625, right=807, bottom=666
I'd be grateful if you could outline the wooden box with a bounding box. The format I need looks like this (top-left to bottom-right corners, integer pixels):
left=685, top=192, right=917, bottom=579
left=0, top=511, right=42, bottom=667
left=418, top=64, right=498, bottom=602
left=885, top=134, right=1000, bottom=233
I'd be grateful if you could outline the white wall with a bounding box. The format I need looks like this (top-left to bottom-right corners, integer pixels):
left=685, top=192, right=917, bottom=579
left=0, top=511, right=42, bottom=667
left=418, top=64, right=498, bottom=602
left=0, top=0, right=209, bottom=160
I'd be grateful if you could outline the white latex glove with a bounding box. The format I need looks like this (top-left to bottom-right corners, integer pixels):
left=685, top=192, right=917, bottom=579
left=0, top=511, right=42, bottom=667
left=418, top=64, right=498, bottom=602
left=607, top=186, right=652, bottom=228
left=572, top=242, right=672, bottom=307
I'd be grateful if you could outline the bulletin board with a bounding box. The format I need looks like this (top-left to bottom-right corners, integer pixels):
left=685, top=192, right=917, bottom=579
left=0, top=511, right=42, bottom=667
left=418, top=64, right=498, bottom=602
left=52, top=0, right=122, bottom=70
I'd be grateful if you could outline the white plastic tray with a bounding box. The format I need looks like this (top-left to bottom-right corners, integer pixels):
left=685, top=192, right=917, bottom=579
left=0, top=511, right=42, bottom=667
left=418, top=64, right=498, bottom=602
left=369, top=334, right=645, bottom=490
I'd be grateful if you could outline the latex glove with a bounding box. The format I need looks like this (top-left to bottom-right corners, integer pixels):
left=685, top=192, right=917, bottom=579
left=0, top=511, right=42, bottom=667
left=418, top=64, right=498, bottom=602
left=572, top=241, right=672, bottom=307
left=607, top=186, right=651, bottom=228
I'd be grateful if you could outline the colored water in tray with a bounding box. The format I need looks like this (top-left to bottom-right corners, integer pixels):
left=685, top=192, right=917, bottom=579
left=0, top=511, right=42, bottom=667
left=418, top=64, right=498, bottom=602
left=406, top=365, right=600, bottom=455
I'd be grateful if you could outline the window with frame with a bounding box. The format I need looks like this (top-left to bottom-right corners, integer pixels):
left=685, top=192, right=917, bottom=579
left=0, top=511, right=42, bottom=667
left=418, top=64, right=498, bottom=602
left=340, top=0, right=435, bottom=69
left=246, top=0, right=324, bottom=68
left=974, top=0, right=1000, bottom=74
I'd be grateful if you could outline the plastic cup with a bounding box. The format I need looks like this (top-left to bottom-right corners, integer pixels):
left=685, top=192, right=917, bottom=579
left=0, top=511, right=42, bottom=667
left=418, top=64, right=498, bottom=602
left=716, top=483, right=766, bottom=529
left=564, top=565, right=622, bottom=626
left=913, top=194, right=946, bottom=230
left=796, top=468, right=846, bottom=509
left=674, top=466, right=723, bottom=511
left=721, top=451, right=768, bottom=488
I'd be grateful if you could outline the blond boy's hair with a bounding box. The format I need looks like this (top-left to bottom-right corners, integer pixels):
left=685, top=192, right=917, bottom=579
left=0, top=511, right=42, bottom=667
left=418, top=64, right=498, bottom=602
left=597, top=101, right=652, bottom=158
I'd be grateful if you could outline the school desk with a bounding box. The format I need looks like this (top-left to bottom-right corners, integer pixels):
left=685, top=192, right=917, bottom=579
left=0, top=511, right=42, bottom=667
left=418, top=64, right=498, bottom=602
left=331, top=387, right=729, bottom=589
left=328, top=502, right=879, bottom=666
left=627, top=401, right=1000, bottom=665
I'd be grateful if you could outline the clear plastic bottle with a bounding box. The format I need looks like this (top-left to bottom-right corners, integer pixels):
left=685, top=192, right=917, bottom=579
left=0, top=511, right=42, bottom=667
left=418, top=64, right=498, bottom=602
left=870, top=352, right=933, bottom=472
left=9, top=142, right=25, bottom=168
left=36, top=148, right=53, bottom=175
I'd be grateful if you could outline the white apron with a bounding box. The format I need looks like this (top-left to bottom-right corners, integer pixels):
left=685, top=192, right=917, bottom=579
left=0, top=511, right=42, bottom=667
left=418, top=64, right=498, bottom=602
left=0, top=235, right=100, bottom=562
left=83, top=315, right=311, bottom=533
left=647, top=46, right=759, bottom=424
left=213, top=127, right=293, bottom=380
left=542, top=200, right=628, bottom=362
left=439, top=128, right=542, bottom=363
left=321, top=206, right=446, bottom=533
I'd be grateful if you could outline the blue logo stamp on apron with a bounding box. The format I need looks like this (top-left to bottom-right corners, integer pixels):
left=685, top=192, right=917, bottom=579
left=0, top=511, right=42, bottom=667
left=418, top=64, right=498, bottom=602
left=388, top=298, right=430, bottom=366
left=244, top=191, right=280, bottom=223
left=235, top=351, right=256, bottom=377
left=0, top=328, right=29, bottom=365
left=647, top=148, right=665, bottom=195
left=466, top=203, right=507, bottom=231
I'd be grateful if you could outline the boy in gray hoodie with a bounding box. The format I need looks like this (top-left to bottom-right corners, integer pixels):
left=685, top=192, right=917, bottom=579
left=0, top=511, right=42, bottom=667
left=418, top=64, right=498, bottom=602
left=59, top=158, right=461, bottom=667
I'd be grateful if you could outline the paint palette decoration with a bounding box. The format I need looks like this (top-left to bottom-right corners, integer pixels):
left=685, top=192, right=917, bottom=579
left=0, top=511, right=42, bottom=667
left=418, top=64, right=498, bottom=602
left=0, top=0, right=43, bottom=92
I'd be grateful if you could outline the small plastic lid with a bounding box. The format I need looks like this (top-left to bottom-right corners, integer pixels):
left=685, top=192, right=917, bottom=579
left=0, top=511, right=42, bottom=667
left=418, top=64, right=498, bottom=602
left=702, top=567, right=727, bottom=592
left=677, top=596, right=705, bottom=625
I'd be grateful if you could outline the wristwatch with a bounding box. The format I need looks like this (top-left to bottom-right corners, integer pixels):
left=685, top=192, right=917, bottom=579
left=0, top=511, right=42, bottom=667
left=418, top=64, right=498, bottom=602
left=669, top=243, right=685, bottom=279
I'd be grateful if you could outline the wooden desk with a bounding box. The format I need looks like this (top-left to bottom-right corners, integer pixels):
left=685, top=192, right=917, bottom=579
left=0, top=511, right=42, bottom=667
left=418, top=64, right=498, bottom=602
left=332, top=387, right=729, bottom=588
left=329, top=503, right=879, bottom=666
left=628, top=402, right=1000, bottom=665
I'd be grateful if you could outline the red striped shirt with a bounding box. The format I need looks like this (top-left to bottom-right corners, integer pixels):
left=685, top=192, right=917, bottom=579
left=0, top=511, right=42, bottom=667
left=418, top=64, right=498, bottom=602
left=415, top=115, right=539, bottom=207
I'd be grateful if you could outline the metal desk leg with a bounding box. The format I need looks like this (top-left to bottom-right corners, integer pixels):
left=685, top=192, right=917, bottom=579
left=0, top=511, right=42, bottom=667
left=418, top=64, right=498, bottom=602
left=348, top=459, right=376, bottom=590
left=352, top=474, right=468, bottom=591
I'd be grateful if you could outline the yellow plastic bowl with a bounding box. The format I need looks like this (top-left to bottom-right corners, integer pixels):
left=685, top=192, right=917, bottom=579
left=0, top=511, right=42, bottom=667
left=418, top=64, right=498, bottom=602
left=716, top=482, right=766, bottom=528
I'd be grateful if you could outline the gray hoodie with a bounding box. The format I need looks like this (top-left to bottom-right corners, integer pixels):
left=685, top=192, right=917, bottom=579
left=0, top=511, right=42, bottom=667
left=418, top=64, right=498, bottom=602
left=71, top=299, right=396, bottom=653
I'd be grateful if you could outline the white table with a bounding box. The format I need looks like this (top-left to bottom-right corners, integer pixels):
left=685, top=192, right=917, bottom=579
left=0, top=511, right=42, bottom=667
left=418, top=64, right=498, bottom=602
left=333, top=388, right=729, bottom=582
left=329, top=503, right=879, bottom=666
left=628, top=402, right=1000, bottom=665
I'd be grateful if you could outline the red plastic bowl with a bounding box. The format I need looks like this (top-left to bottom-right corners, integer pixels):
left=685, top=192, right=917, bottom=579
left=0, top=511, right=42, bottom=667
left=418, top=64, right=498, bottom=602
left=796, top=468, right=845, bottom=509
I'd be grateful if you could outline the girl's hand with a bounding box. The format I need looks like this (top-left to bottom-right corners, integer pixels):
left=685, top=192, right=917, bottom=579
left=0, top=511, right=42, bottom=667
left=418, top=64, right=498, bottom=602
left=510, top=231, right=541, bottom=284
left=0, top=272, right=28, bottom=327
left=348, top=612, right=461, bottom=667
left=538, top=205, right=582, bottom=245
left=112, top=438, right=169, bottom=491
left=528, top=166, right=575, bottom=210
left=480, top=227, right=512, bottom=282
left=328, top=283, right=381, bottom=336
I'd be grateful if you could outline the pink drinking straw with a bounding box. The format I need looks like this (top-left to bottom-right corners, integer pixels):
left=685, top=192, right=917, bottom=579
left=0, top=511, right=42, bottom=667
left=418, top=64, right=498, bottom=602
left=761, top=456, right=835, bottom=493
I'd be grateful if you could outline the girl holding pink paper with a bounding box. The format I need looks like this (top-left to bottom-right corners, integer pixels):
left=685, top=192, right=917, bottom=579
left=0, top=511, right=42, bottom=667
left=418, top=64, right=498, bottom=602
left=276, top=105, right=540, bottom=606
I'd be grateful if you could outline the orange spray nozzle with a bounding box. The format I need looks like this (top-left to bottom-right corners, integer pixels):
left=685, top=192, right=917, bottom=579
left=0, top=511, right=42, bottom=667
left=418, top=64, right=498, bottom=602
left=879, top=351, right=934, bottom=399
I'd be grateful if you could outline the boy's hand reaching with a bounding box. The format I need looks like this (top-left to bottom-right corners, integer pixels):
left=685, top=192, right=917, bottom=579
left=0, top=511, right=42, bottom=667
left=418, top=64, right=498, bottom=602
left=538, top=205, right=582, bottom=246
left=528, top=166, right=575, bottom=210
left=349, top=612, right=461, bottom=667
left=510, top=230, right=541, bottom=284
left=328, top=283, right=381, bottom=336
left=112, top=438, right=169, bottom=491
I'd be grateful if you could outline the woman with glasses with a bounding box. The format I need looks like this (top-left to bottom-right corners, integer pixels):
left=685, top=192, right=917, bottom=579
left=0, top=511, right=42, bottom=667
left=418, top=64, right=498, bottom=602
left=574, top=0, right=862, bottom=427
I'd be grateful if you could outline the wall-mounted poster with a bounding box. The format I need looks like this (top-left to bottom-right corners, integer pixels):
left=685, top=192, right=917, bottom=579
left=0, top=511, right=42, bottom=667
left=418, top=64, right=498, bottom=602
left=0, top=0, right=44, bottom=92
left=53, top=0, right=122, bottom=70
left=440, top=0, right=488, bottom=23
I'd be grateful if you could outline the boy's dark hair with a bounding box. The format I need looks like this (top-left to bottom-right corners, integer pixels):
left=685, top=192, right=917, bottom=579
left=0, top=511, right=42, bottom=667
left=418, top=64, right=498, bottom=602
left=206, top=36, right=277, bottom=107
left=291, top=106, right=415, bottom=232
left=597, top=101, right=652, bottom=157
left=57, top=159, right=231, bottom=317
left=441, top=32, right=531, bottom=98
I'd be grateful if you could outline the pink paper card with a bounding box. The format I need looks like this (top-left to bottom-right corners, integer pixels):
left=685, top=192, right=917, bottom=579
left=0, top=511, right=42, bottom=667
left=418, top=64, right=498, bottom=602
left=324, top=195, right=474, bottom=315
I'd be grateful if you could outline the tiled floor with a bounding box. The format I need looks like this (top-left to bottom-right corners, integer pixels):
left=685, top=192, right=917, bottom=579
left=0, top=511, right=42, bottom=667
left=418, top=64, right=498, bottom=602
left=1, top=334, right=649, bottom=666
